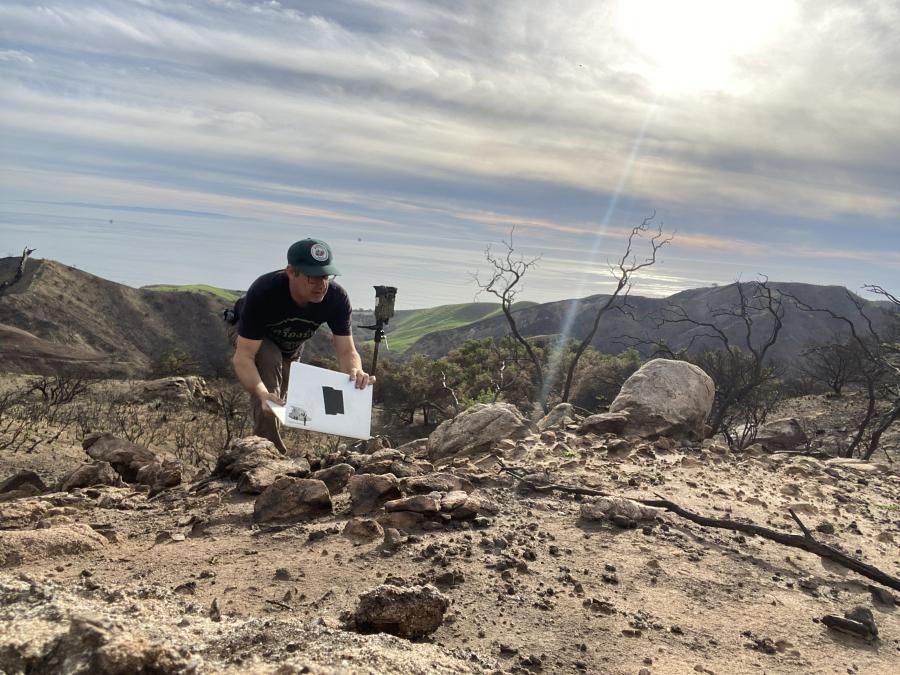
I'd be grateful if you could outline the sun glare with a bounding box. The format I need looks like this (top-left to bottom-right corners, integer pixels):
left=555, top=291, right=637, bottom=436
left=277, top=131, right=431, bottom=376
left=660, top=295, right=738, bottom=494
left=615, top=0, right=797, bottom=94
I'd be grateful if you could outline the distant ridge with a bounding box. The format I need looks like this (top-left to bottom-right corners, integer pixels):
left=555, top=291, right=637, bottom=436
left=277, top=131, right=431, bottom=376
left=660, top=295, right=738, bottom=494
left=1, top=257, right=894, bottom=377
left=405, top=281, right=896, bottom=367
left=0, top=257, right=232, bottom=377
left=141, top=284, right=242, bottom=303
left=385, top=301, right=535, bottom=352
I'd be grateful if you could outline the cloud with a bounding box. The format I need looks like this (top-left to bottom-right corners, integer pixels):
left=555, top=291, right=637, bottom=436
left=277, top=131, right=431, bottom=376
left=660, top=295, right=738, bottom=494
left=1, top=0, right=898, bottom=306
left=0, top=49, right=33, bottom=64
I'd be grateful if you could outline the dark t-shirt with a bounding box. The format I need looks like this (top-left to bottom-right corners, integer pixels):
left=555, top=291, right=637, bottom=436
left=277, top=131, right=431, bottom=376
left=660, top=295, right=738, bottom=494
left=237, top=271, right=352, bottom=355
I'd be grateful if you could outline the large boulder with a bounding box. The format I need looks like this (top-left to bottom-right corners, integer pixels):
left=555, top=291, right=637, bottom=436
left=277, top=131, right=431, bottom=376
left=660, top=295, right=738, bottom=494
left=253, top=477, right=332, bottom=523
left=755, top=418, right=808, bottom=451
left=310, top=463, right=355, bottom=495
left=0, top=470, right=46, bottom=502
left=134, top=460, right=182, bottom=495
left=426, top=403, right=533, bottom=461
left=608, top=359, right=714, bottom=441
left=215, top=436, right=310, bottom=494
left=348, top=474, right=402, bottom=515
left=60, top=462, right=124, bottom=492
left=353, top=584, right=450, bottom=638
left=83, top=433, right=157, bottom=483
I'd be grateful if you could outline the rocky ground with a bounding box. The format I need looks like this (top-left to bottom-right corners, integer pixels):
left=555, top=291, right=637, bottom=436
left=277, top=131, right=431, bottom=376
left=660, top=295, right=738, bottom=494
left=1, top=386, right=898, bottom=674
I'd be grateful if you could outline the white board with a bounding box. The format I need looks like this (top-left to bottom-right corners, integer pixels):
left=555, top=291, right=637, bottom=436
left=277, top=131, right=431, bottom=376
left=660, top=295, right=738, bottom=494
left=266, top=362, right=373, bottom=440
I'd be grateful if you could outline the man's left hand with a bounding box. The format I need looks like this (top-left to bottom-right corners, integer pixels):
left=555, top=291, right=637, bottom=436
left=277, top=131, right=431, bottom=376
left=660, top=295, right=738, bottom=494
left=349, top=368, right=376, bottom=389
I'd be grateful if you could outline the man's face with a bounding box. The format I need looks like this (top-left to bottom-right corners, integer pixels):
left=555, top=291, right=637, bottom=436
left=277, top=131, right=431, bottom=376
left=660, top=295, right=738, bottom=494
left=288, top=266, right=331, bottom=303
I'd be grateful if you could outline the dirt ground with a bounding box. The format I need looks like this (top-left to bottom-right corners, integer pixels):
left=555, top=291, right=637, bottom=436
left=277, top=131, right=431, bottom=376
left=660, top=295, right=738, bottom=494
left=1, top=388, right=898, bottom=674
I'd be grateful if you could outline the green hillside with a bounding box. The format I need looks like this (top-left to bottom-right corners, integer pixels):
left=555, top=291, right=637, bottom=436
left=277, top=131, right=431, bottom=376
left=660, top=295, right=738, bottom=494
left=383, top=301, right=535, bottom=352
left=142, top=284, right=242, bottom=303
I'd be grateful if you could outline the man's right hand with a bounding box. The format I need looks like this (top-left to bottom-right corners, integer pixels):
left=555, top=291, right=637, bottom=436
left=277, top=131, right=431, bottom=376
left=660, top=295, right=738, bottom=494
left=258, top=391, right=285, bottom=416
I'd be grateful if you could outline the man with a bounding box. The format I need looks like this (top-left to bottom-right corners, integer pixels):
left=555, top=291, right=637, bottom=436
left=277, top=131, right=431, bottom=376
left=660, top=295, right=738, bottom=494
left=228, top=238, right=374, bottom=453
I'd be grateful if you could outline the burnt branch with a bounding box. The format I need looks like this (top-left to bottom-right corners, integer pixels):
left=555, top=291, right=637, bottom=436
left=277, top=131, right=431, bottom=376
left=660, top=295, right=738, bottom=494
left=500, top=462, right=900, bottom=592
left=0, top=246, right=36, bottom=297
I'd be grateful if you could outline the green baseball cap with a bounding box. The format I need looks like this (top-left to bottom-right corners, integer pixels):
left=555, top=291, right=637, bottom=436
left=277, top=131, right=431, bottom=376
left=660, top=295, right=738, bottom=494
left=287, top=238, right=341, bottom=276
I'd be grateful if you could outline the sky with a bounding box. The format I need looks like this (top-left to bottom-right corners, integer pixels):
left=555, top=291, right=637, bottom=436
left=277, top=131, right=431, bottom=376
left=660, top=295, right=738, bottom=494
left=1, top=0, right=898, bottom=309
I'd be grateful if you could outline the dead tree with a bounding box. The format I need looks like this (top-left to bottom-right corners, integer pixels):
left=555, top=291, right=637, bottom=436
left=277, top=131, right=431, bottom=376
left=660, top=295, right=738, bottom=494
left=473, top=229, right=546, bottom=409
left=787, top=288, right=898, bottom=460
left=558, top=215, right=672, bottom=405
left=797, top=342, right=857, bottom=397
left=0, top=246, right=36, bottom=297
left=474, top=216, right=671, bottom=412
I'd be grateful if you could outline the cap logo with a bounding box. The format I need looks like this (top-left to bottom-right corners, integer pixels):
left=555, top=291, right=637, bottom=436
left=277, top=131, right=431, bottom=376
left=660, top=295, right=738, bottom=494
left=310, top=244, right=329, bottom=262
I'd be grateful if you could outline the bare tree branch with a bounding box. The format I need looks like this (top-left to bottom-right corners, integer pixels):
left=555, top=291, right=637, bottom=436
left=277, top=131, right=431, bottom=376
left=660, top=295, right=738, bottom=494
left=500, top=462, right=900, bottom=592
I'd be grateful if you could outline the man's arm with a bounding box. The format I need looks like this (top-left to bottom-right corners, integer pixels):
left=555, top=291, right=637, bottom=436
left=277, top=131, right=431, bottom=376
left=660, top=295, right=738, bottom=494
left=333, top=334, right=375, bottom=389
left=233, top=336, right=283, bottom=414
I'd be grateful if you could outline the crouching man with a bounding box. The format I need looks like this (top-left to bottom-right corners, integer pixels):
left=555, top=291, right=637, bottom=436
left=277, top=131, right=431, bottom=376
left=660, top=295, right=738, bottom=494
left=227, top=238, right=374, bottom=453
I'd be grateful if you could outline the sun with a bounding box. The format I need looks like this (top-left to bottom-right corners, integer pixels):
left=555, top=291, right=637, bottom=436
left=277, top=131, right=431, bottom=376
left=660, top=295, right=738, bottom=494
left=615, top=0, right=797, bottom=95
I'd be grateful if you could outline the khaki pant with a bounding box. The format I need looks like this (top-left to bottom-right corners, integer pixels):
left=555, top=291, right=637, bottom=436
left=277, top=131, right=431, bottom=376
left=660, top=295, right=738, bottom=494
left=227, top=324, right=294, bottom=454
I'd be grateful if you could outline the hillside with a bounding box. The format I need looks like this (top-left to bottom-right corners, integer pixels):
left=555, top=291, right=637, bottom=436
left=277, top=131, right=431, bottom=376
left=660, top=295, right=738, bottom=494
left=141, top=284, right=243, bottom=303
left=0, top=258, right=233, bottom=377
left=383, top=301, right=535, bottom=352
left=407, top=282, right=896, bottom=367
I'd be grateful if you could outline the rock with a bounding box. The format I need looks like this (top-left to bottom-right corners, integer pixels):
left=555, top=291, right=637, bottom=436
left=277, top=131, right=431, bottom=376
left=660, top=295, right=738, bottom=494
left=755, top=418, right=808, bottom=451
left=868, top=585, right=896, bottom=607
left=822, top=607, right=878, bottom=641
left=360, top=449, right=404, bottom=471
left=83, top=433, right=158, bottom=483
left=3, top=615, right=192, bottom=674
left=580, top=496, right=664, bottom=522
left=426, top=403, right=533, bottom=461
left=382, top=527, right=405, bottom=551
left=134, top=460, right=182, bottom=495
left=215, top=436, right=310, bottom=494
left=310, top=463, right=355, bottom=494
left=132, top=375, right=214, bottom=404
left=401, top=473, right=473, bottom=495
left=439, top=491, right=469, bottom=511
left=1, top=524, right=107, bottom=567
left=538, top=403, right=574, bottom=431
left=343, top=518, right=384, bottom=544
left=845, top=606, right=878, bottom=637
left=378, top=511, right=426, bottom=531
left=0, top=470, right=46, bottom=501
left=59, top=462, right=124, bottom=492
left=348, top=474, right=402, bottom=515
left=384, top=495, right=441, bottom=514
left=608, top=359, right=714, bottom=441
left=440, top=492, right=481, bottom=520
left=579, top=412, right=630, bottom=436
left=606, top=438, right=632, bottom=457
left=353, top=584, right=450, bottom=638
left=360, top=457, right=427, bottom=478
left=253, top=477, right=332, bottom=523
